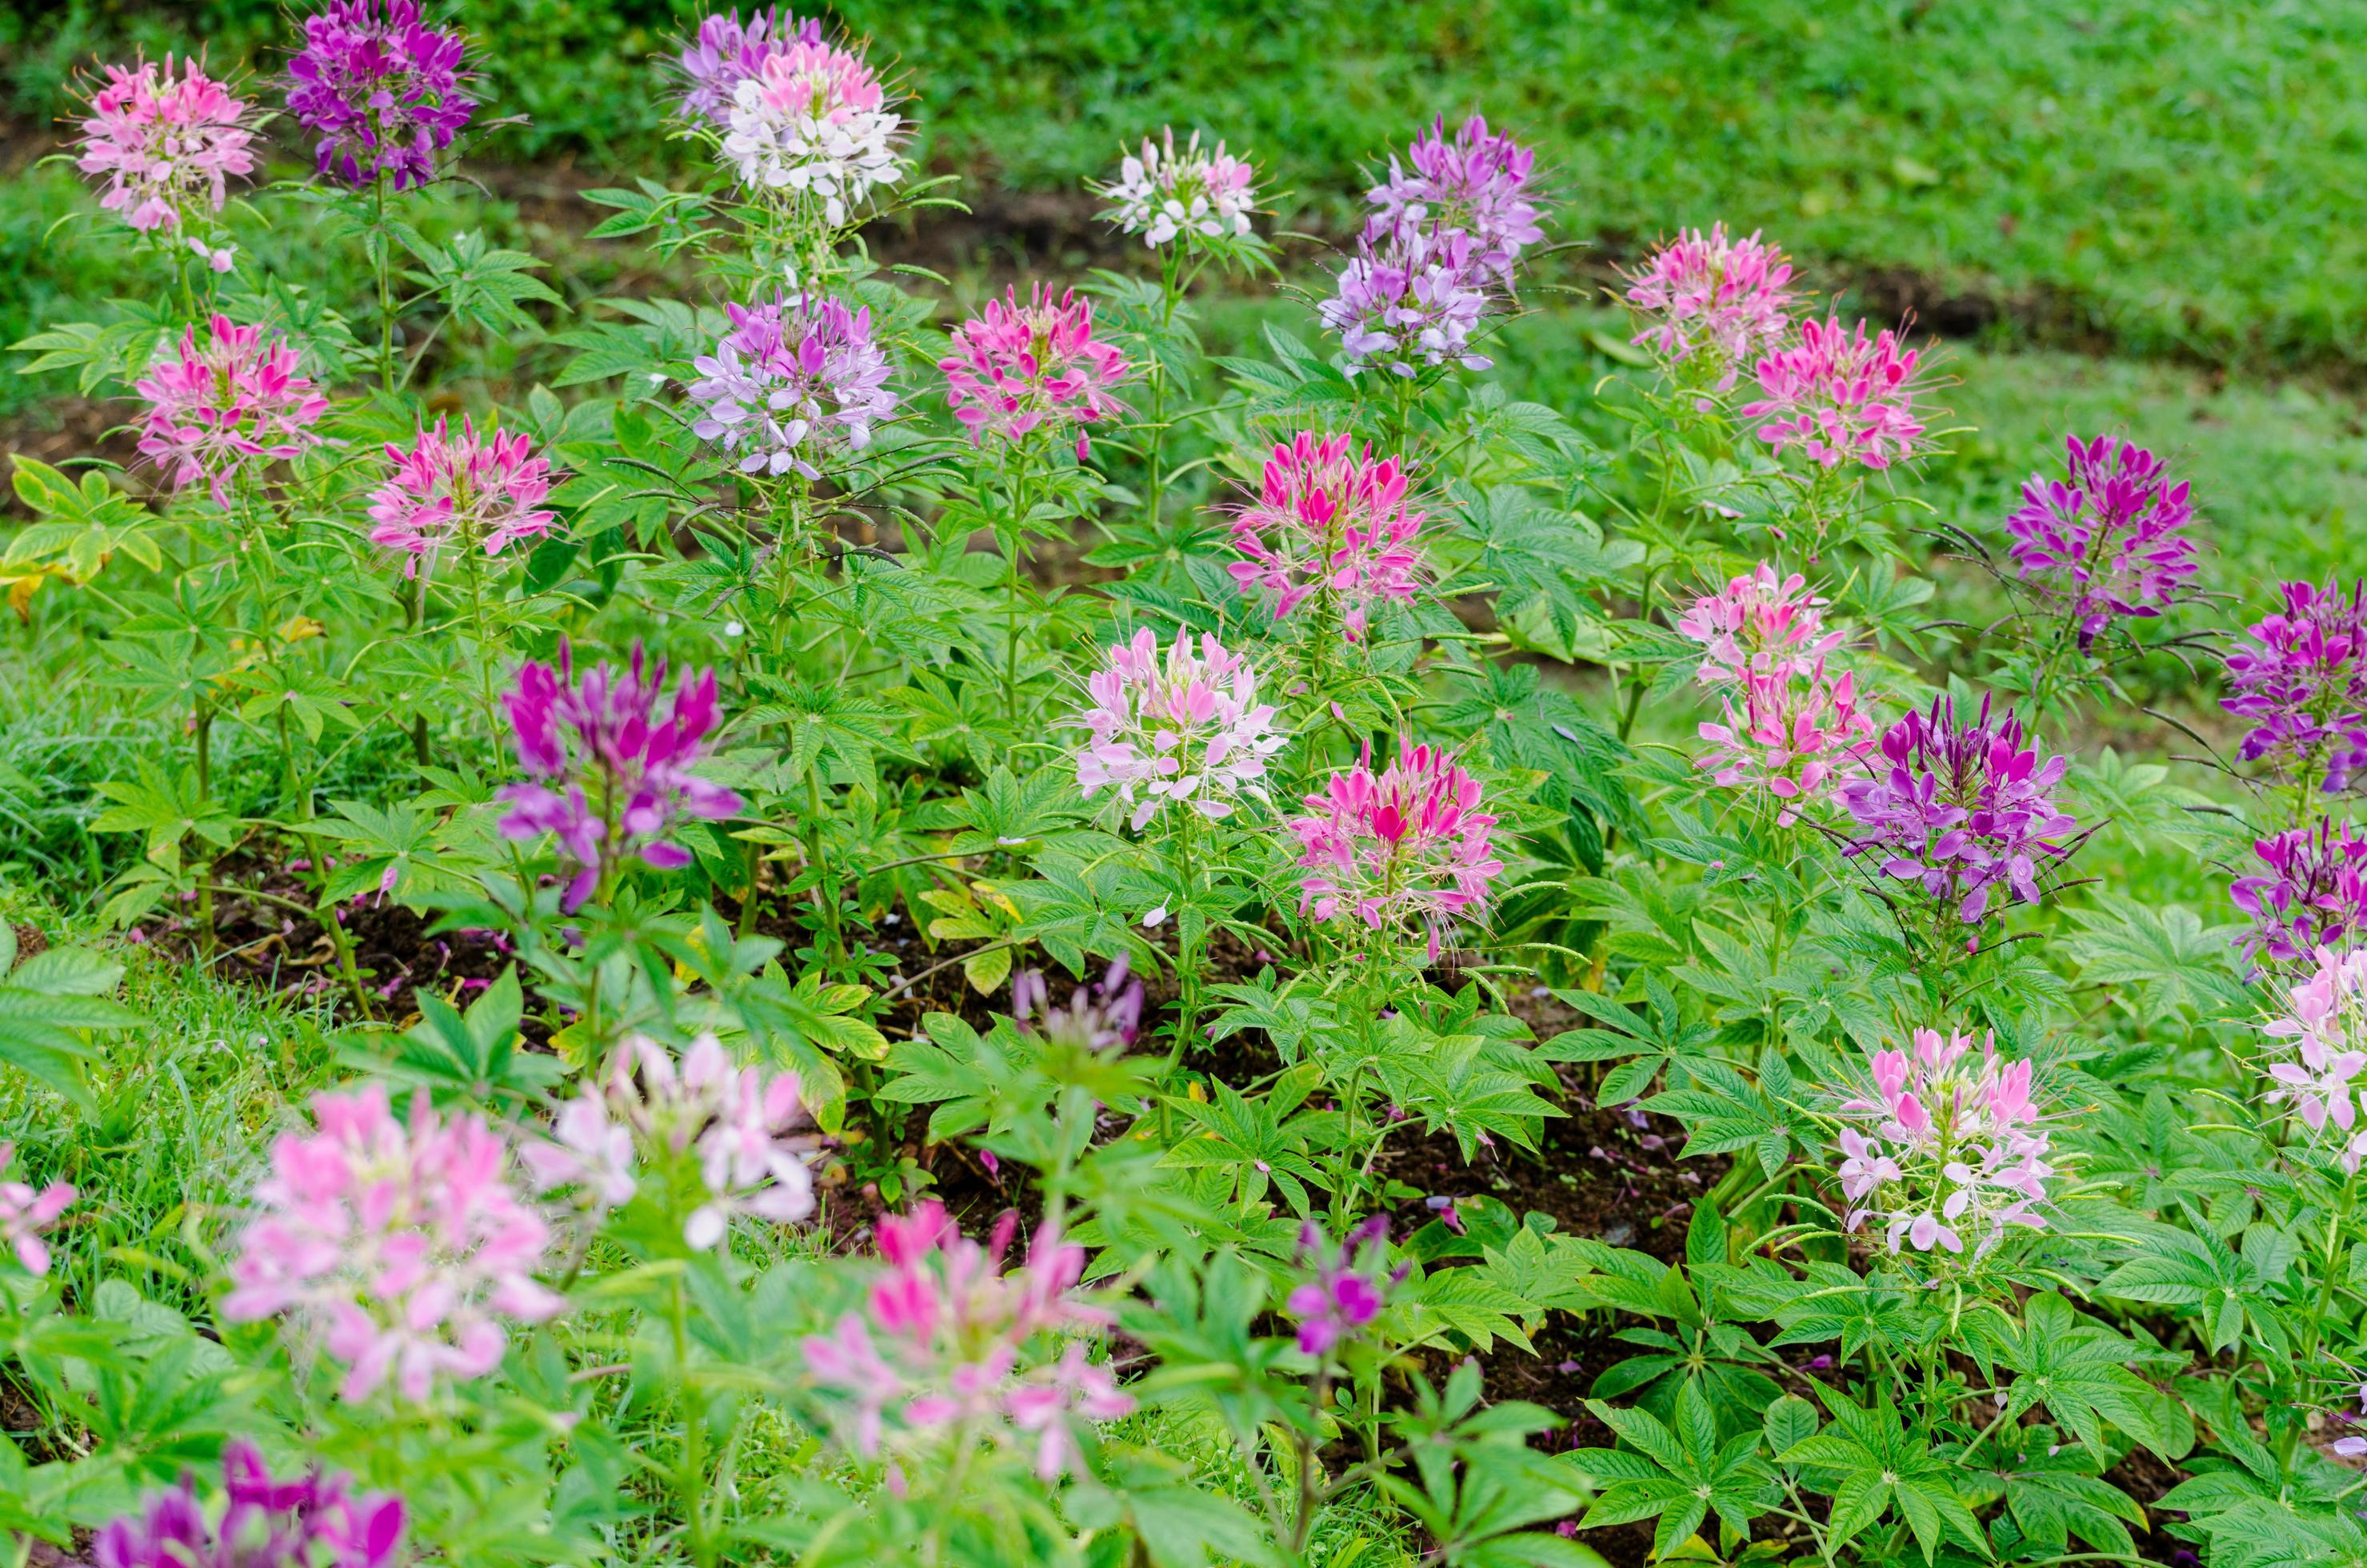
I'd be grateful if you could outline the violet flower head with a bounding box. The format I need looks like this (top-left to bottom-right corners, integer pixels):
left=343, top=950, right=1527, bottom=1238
left=1012, top=958, right=1145, bottom=1055
left=1319, top=216, right=1494, bottom=378
left=1364, top=114, right=1545, bottom=282
left=285, top=0, right=474, bottom=192
left=1838, top=694, right=2077, bottom=926
left=2220, top=578, right=2367, bottom=795
left=2233, top=818, right=2367, bottom=970
left=1225, top=430, right=1428, bottom=642
left=0, top=1142, right=74, bottom=1277
left=74, top=54, right=258, bottom=238
left=719, top=33, right=902, bottom=225
left=1742, top=315, right=1929, bottom=471
left=2261, top=946, right=2367, bottom=1173
left=366, top=415, right=556, bottom=577
left=1070, top=628, right=1284, bottom=831
left=1623, top=225, right=1799, bottom=390
left=1675, top=562, right=1845, bottom=687
left=672, top=6, right=822, bottom=127
left=221, top=1085, right=562, bottom=1403
left=135, top=315, right=330, bottom=507
left=1288, top=738, right=1505, bottom=961
left=2005, top=434, right=2198, bottom=648
left=94, top=1440, right=404, bottom=1568
left=1286, top=1216, right=1395, bottom=1356
left=939, top=285, right=1131, bottom=446
left=497, top=640, right=742, bottom=910
left=1833, top=1026, right=2055, bottom=1258
left=1098, top=127, right=1259, bottom=250
left=686, top=294, right=895, bottom=478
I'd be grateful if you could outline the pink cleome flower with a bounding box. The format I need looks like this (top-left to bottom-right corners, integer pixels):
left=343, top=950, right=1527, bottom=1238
left=0, top=1142, right=74, bottom=1277
left=1742, top=315, right=1929, bottom=471
left=1100, top=127, right=1259, bottom=249
left=135, top=315, right=330, bottom=507
left=940, top=285, right=1130, bottom=448
left=1288, top=738, right=1504, bottom=961
left=1675, top=562, right=1846, bottom=686
left=1623, top=224, right=1798, bottom=389
left=1286, top=1216, right=1397, bottom=1355
left=222, top=1084, right=562, bottom=1402
left=1695, top=660, right=1877, bottom=825
left=2262, top=946, right=2367, bottom=1171
left=1071, top=627, right=1284, bottom=832
left=1225, top=430, right=1427, bottom=642
left=94, top=1440, right=403, bottom=1568
left=366, top=414, right=556, bottom=576
left=1833, top=1026, right=2055, bottom=1258
left=74, top=54, right=258, bottom=237
left=720, top=34, right=902, bottom=225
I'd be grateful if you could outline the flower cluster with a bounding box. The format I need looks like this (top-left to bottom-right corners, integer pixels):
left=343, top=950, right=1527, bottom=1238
left=1070, top=629, right=1283, bottom=831
left=1099, top=127, right=1258, bottom=249
left=1840, top=695, right=2077, bottom=926
left=1287, top=1217, right=1397, bottom=1355
left=1012, top=959, right=1146, bottom=1055
left=686, top=294, right=895, bottom=478
left=1364, top=115, right=1545, bottom=283
left=1675, top=562, right=1845, bottom=686
left=673, top=6, right=822, bottom=127
left=1742, top=315, right=1928, bottom=471
left=1833, top=1027, right=2055, bottom=1257
left=1682, top=564, right=1875, bottom=821
left=1289, top=739, right=1504, bottom=960
left=0, top=1142, right=74, bottom=1277
left=136, top=316, right=331, bottom=506
left=524, top=1034, right=815, bottom=1247
left=94, top=1442, right=403, bottom=1568
left=366, top=415, right=556, bottom=575
left=801, top=1202, right=1133, bottom=1480
left=2261, top=946, right=2367, bottom=1172
left=2220, top=578, right=2367, bottom=794
left=1225, top=431, right=1428, bottom=641
left=2233, top=819, right=2367, bottom=970
left=720, top=34, right=902, bottom=225
left=940, top=285, right=1131, bottom=446
left=74, top=55, right=257, bottom=240
left=2005, top=434, right=2198, bottom=647
left=1319, top=218, right=1493, bottom=378
left=498, top=641, right=742, bottom=910
left=1623, top=225, right=1799, bottom=390
left=286, top=0, right=474, bottom=192
left=222, top=1085, right=560, bottom=1402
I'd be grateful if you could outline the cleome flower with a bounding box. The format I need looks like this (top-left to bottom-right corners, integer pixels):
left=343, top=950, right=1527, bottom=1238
left=222, top=1084, right=562, bottom=1403
left=1832, top=1026, right=2056, bottom=1258
left=1622, top=224, right=1799, bottom=391
left=1839, top=694, right=2078, bottom=926
left=1012, top=958, right=1146, bottom=1054
left=1288, top=738, right=1504, bottom=961
left=800, top=1202, right=1133, bottom=1482
left=94, top=1440, right=404, bottom=1568
left=135, top=315, right=330, bottom=507
left=1098, top=127, right=1258, bottom=249
left=74, top=54, right=258, bottom=238
left=939, top=285, right=1131, bottom=446
left=2005, top=434, right=2198, bottom=649
left=686, top=293, right=895, bottom=478
left=1070, top=628, right=1283, bottom=832
left=1695, top=659, right=1877, bottom=826
left=1364, top=114, right=1545, bottom=283
left=2220, top=578, right=2367, bottom=796
left=0, top=1142, right=74, bottom=1277
left=719, top=33, right=902, bottom=226
left=1742, top=315, right=1929, bottom=472
left=285, top=0, right=474, bottom=193
left=366, top=414, right=557, bottom=576
left=1675, top=562, right=1847, bottom=687
left=1318, top=216, right=1493, bottom=378
left=1287, top=1216, right=1400, bottom=1356
left=672, top=6, right=823, bottom=128
left=2233, top=818, right=2367, bottom=970
left=2261, top=946, right=2367, bottom=1171
left=1225, top=430, right=1428, bottom=642
left=497, top=640, right=742, bottom=910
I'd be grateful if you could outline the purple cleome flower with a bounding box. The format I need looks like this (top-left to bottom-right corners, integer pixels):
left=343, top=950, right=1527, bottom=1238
left=1319, top=216, right=1493, bottom=378
left=1286, top=1216, right=1397, bottom=1356
left=2005, top=434, right=2198, bottom=649
left=686, top=294, right=895, bottom=478
left=672, top=6, right=822, bottom=127
left=2233, top=818, right=2367, bottom=968
left=1363, top=114, right=1544, bottom=284
left=95, top=1440, right=404, bottom=1568
left=1012, top=958, right=1146, bottom=1054
left=286, top=0, right=474, bottom=192
left=2221, top=578, right=2367, bottom=795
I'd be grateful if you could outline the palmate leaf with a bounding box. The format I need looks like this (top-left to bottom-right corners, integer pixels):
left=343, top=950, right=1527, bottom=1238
left=1440, top=483, right=1642, bottom=652
left=1429, top=660, right=1633, bottom=826
left=1537, top=976, right=1716, bottom=1106
left=1645, top=1056, right=1801, bottom=1178
left=397, top=227, right=563, bottom=334
left=2097, top=1226, right=2285, bottom=1354
left=1569, top=1383, right=1774, bottom=1560
left=1972, top=1291, right=2191, bottom=1462
left=1777, top=1387, right=1987, bottom=1563
left=342, top=969, right=564, bottom=1112
left=0, top=929, right=139, bottom=1110
left=2061, top=894, right=2251, bottom=1026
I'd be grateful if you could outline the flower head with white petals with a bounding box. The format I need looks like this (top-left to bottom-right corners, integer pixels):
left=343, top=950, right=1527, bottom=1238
left=1097, top=127, right=1258, bottom=251
left=2261, top=946, right=2367, bottom=1172
left=1070, top=628, right=1283, bottom=832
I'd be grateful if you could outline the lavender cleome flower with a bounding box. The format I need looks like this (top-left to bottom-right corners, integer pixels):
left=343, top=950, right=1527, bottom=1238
left=1363, top=114, right=1544, bottom=282
left=1318, top=217, right=1493, bottom=378
left=2233, top=818, right=2367, bottom=969
left=2005, top=434, right=2197, bottom=649
left=686, top=294, right=895, bottom=478
left=1012, top=958, right=1145, bottom=1054
left=286, top=0, right=474, bottom=192
left=1285, top=1215, right=1397, bottom=1356
left=2221, top=578, right=2367, bottom=795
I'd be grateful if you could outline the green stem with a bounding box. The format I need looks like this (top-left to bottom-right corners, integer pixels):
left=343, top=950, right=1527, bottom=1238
left=193, top=698, right=216, bottom=958
left=1002, top=451, right=1035, bottom=725
left=803, top=766, right=842, bottom=965
left=374, top=178, right=394, bottom=393
left=668, top=1275, right=713, bottom=1568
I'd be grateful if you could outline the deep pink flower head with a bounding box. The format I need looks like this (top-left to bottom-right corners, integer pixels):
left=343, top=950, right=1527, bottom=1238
left=2220, top=578, right=2367, bottom=794
left=2261, top=946, right=2367, bottom=1170
left=1839, top=694, right=2078, bottom=926
left=94, top=1440, right=404, bottom=1568
left=939, top=286, right=1130, bottom=445
left=1364, top=114, right=1545, bottom=282
left=1286, top=1216, right=1395, bottom=1356
left=1013, top=958, right=1145, bottom=1054
left=1833, top=1026, right=2054, bottom=1259
left=222, top=1085, right=561, bottom=1403
left=135, top=315, right=330, bottom=507
left=286, top=0, right=474, bottom=192
left=2234, top=818, right=2367, bottom=970
left=1288, top=738, right=1504, bottom=961
left=1319, top=216, right=1494, bottom=378
left=1696, top=660, right=1877, bottom=825
left=74, top=55, right=258, bottom=236
left=1742, top=316, right=1929, bottom=471
left=2005, top=434, right=2197, bottom=648
left=1070, top=628, right=1284, bottom=830
left=366, top=415, right=555, bottom=577
left=1226, top=431, right=1428, bottom=642
left=686, top=294, right=895, bottom=478
left=672, top=6, right=823, bottom=126
left=1623, top=225, right=1798, bottom=390
left=0, top=1142, right=74, bottom=1277
left=1675, top=562, right=1846, bottom=686
left=498, top=640, right=742, bottom=910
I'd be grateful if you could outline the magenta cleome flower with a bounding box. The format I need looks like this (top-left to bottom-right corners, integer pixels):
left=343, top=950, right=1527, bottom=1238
left=2261, top=946, right=2367, bottom=1171
left=1070, top=628, right=1284, bottom=831
left=672, top=6, right=822, bottom=127
left=1742, top=316, right=1929, bottom=471
left=366, top=415, right=556, bottom=576
left=719, top=34, right=902, bottom=224
left=686, top=294, right=894, bottom=478
left=1833, top=1026, right=2055, bottom=1258
left=286, top=0, right=474, bottom=192
left=1286, top=1216, right=1397, bottom=1356
left=1012, top=959, right=1145, bottom=1055
left=940, top=285, right=1130, bottom=446
left=2005, top=434, right=2198, bottom=648
left=1289, top=738, right=1505, bottom=961
left=1623, top=225, right=1798, bottom=391
left=1364, top=114, right=1545, bottom=282
left=1226, top=431, right=1428, bottom=642
left=222, top=1085, right=561, bottom=1403
left=136, top=315, right=330, bottom=507
left=497, top=641, right=742, bottom=910
left=0, top=1142, right=74, bottom=1277
left=1839, top=695, right=2078, bottom=926
left=1099, top=127, right=1259, bottom=249
left=2221, top=578, right=2367, bottom=795
left=2234, top=818, right=2367, bottom=970
left=94, top=1440, right=403, bottom=1568
left=1319, top=217, right=1494, bottom=378
left=1675, top=562, right=1846, bottom=687
left=74, top=55, right=258, bottom=238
